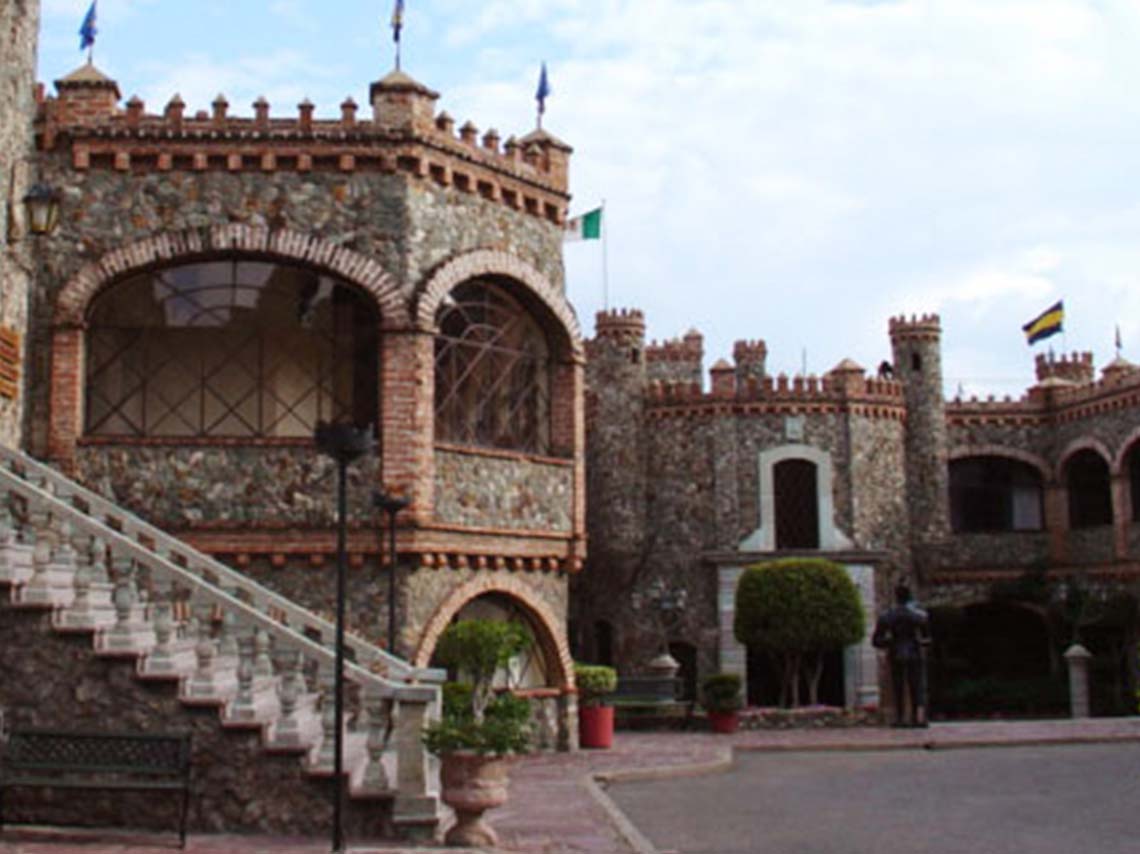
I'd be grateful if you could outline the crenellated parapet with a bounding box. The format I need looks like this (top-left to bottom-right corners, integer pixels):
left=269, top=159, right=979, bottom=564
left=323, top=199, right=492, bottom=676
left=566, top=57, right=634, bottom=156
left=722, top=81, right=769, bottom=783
left=733, top=339, right=768, bottom=385
left=888, top=313, right=941, bottom=342
left=645, top=329, right=704, bottom=384
left=37, top=65, right=570, bottom=225
left=645, top=360, right=905, bottom=420
left=590, top=308, right=646, bottom=346
left=1035, top=351, right=1094, bottom=385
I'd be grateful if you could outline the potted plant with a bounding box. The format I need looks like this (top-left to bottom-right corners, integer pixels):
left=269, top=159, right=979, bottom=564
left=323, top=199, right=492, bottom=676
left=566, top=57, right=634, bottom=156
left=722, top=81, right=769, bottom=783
left=702, top=673, right=743, bottom=734
left=422, top=619, right=532, bottom=847
left=575, top=663, right=618, bottom=749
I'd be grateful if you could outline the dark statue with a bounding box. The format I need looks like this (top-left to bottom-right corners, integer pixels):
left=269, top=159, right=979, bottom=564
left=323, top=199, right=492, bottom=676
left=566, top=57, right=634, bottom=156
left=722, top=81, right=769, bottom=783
left=872, top=583, right=930, bottom=727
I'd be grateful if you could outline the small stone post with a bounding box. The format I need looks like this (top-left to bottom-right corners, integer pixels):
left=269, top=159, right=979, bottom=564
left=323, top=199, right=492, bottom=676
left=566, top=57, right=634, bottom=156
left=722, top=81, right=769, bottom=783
left=1063, top=643, right=1092, bottom=718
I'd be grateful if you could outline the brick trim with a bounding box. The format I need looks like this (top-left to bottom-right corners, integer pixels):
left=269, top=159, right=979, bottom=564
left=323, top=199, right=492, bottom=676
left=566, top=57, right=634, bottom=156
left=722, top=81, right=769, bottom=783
left=52, top=225, right=406, bottom=326
left=1112, top=426, right=1140, bottom=474
left=948, top=445, right=1053, bottom=481
left=1057, top=436, right=1114, bottom=481
left=413, top=249, right=583, bottom=358
left=412, top=574, right=573, bottom=690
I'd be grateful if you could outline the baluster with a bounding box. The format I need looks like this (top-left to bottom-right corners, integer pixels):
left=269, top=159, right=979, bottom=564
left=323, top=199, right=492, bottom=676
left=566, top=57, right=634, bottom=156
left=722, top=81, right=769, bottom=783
left=89, top=537, right=110, bottom=585
left=21, top=508, right=56, bottom=605
left=361, top=689, right=394, bottom=791
left=186, top=599, right=223, bottom=698
left=102, top=553, right=152, bottom=652
left=254, top=627, right=274, bottom=681
left=227, top=627, right=258, bottom=721
left=0, top=494, right=30, bottom=584
left=272, top=648, right=306, bottom=747
left=217, top=588, right=240, bottom=661
left=313, top=665, right=338, bottom=769
left=143, top=577, right=179, bottom=675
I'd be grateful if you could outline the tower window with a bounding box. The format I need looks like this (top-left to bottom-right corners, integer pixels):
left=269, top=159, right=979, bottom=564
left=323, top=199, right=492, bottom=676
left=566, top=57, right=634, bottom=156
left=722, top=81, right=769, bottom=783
left=911, top=352, right=922, bottom=372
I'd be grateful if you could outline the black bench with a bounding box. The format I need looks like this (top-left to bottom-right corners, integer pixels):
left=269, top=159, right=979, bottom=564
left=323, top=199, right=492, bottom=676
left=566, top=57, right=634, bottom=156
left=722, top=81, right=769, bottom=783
left=611, top=676, right=696, bottom=730
left=0, top=728, right=192, bottom=847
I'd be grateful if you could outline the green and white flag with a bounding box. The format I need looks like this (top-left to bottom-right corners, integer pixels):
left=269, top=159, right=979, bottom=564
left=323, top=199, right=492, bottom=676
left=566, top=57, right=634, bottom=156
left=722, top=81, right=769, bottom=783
left=564, top=207, right=602, bottom=241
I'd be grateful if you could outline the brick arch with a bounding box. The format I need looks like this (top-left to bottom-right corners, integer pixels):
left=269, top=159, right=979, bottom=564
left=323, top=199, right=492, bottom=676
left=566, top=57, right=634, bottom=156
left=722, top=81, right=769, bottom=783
left=1112, top=425, right=1140, bottom=475
left=413, top=249, right=583, bottom=358
left=949, top=445, right=1052, bottom=480
left=412, top=574, right=573, bottom=691
left=1056, top=437, right=1114, bottom=481
left=53, top=225, right=407, bottom=326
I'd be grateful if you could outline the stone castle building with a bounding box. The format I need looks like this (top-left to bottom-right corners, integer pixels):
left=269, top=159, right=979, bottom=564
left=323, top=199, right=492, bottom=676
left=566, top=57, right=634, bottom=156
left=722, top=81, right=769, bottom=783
left=579, top=309, right=1140, bottom=714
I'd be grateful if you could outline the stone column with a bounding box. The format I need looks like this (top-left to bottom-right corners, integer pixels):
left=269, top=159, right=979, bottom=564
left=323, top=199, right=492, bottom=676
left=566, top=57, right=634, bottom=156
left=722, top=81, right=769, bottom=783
left=1111, top=474, right=1129, bottom=560
left=1064, top=643, right=1092, bottom=718
left=717, top=565, right=747, bottom=694
left=1044, top=482, right=1068, bottom=564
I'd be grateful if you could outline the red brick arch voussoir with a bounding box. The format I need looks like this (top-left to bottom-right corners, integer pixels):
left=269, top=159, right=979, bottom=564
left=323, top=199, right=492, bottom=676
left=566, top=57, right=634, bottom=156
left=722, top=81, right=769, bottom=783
left=413, top=574, right=574, bottom=691
left=413, top=249, right=584, bottom=359
left=52, top=225, right=407, bottom=326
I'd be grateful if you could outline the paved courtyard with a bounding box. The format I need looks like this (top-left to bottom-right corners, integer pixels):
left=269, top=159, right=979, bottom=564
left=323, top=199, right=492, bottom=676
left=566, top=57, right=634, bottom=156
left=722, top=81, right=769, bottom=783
left=609, top=743, right=1140, bottom=854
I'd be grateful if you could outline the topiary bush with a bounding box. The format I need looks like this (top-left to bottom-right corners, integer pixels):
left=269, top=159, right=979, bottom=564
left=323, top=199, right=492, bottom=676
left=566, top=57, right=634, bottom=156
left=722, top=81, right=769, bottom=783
left=734, top=558, right=865, bottom=707
left=701, top=673, right=743, bottom=713
left=574, top=663, right=618, bottom=708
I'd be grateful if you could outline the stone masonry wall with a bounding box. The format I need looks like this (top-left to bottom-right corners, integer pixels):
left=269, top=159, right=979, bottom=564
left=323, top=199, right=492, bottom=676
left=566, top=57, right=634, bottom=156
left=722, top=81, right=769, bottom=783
left=433, top=447, right=572, bottom=532
left=0, top=601, right=389, bottom=837
left=0, top=0, right=39, bottom=448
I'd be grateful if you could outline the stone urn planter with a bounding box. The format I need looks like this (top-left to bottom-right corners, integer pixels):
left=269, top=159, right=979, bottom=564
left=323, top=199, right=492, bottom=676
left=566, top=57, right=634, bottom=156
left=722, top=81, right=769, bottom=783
left=440, top=751, right=515, bottom=847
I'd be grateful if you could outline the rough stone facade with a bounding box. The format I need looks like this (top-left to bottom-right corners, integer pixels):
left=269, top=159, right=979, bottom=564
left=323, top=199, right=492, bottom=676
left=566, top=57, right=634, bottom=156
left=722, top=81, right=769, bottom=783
left=579, top=308, right=1140, bottom=708
left=15, top=59, right=584, bottom=714
left=0, top=0, right=40, bottom=448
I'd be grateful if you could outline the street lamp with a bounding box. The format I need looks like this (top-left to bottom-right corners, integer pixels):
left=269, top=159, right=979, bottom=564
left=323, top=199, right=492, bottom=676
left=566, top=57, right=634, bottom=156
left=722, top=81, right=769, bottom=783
left=373, top=489, right=409, bottom=656
left=314, top=421, right=373, bottom=854
left=22, top=184, right=61, bottom=236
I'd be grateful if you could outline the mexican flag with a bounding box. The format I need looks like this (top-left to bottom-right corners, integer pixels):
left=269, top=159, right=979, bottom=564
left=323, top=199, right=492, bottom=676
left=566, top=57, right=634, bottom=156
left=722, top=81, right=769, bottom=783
left=564, top=207, right=602, bottom=241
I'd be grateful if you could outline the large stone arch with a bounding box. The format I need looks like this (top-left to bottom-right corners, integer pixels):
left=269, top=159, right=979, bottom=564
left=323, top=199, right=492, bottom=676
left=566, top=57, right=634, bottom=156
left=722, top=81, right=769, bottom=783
left=949, top=445, right=1052, bottom=481
left=413, top=249, right=583, bottom=358
left=412, top=574, right=573, bottom=691
left=53, top=225, right=407, bottom=326
left=1056, top=437, right=1114, bottom=481
left=1112, top=425, right=1140, bottom=475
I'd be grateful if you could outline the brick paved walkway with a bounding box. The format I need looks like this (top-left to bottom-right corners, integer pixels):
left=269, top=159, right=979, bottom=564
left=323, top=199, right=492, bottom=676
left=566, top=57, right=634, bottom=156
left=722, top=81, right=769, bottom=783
left=4, top=718, right=1139, bottom=854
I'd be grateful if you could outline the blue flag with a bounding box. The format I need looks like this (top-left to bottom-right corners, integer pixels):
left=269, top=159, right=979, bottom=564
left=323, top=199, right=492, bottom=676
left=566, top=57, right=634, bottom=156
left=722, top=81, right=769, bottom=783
left=391, top=0, right=405, bottom=43
left=535, top=62, right=551, bottom=115
left=79, top=1, right=98, bottom=52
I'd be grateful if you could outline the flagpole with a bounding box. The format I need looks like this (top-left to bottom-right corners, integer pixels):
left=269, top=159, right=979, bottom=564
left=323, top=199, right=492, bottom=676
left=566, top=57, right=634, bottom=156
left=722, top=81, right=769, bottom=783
left=601, top=199, right=610, bottom=310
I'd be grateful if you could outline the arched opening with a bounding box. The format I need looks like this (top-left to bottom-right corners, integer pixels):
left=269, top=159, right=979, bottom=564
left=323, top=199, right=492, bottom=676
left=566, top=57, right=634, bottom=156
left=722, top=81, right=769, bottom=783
left=1128, top=442, right=1140, bottom=522
left=1065, top=449, right=1112, bottom=529
left=431, top=593, right=552, bottom=690
left=949, top=456, right=1044, bottom=532
left=774, top=458, right=819, bottom=549
left=434, top=279, right=553, bottom=454
left=84, top=258, right=378, bottom=438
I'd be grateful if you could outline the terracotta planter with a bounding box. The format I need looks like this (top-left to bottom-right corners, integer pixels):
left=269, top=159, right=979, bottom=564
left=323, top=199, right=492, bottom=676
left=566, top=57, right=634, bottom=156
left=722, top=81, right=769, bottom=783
left=439, top=752, right=514, bottom=847
left=578, top=704, right=614, bottom=749
left=707, top=710, right=739, bottom=734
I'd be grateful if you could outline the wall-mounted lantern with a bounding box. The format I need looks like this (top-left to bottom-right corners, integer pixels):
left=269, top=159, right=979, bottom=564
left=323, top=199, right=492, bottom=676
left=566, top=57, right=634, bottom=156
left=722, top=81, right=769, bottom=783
left=22, top=184, right=61, bottom=236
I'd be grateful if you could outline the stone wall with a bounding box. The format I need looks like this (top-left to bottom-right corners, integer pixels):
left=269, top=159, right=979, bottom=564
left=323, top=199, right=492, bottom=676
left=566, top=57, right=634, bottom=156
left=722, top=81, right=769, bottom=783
left=0, top=0, right=39, bottom=448
left=0, top=602, right=389, bottom=837
left=433, top=447, right=572, bottom=532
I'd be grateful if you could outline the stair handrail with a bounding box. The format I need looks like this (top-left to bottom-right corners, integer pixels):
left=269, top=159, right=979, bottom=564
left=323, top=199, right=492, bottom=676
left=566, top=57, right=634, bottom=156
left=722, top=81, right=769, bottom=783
left=0, top=446, right=443, bottom=685
left=0, top=464, right=439, bottom=704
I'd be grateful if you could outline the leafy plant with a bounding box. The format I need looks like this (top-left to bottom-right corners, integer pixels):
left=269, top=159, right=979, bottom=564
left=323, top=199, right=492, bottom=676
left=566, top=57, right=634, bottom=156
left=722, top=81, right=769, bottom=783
left=701, top=673, right=743, bottom=713
left=734, top=558, right=865, bottom=707
left=574, top=663, right=617, bottom=708
left=422, top=619, right=533, bottom=756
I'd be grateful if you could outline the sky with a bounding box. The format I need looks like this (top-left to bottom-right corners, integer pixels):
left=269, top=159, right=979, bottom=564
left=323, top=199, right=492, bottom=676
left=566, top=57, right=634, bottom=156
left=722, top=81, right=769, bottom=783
left=36, top=0, right=1140, bottom=399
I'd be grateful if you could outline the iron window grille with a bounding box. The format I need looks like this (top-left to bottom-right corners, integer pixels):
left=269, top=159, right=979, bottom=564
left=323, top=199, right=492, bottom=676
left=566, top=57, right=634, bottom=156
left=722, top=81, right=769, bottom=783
left=85, top=259, right=378, bottom=439
left=434, top=281, right=551, bottom=454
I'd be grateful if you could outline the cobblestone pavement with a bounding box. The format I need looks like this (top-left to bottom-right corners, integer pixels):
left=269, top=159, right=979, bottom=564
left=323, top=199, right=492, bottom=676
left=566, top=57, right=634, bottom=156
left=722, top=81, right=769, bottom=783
left=3, top=718, right=1139, bottom=854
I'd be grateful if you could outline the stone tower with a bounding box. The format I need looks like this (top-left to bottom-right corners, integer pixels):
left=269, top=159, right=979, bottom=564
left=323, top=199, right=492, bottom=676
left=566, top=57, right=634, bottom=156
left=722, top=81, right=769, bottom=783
left=579, top=309, right=649, bottom=661
left=889, top=314, right=950, bottom=582
left=0, top=0, right=40, bottom=447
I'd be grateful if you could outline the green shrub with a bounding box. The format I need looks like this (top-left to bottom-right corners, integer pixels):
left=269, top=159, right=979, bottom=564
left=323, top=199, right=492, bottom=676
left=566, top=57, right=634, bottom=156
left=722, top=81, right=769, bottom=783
left=575, top=663, right=618, bottom=707
left=422, top=619, right=533, bottom=756
left=701, top=673, right=743, bottom=713
left=734, top=558, right=865, bottom=707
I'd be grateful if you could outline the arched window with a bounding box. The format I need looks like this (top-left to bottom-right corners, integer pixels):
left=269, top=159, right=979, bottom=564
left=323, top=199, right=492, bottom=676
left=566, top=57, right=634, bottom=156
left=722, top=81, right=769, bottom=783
left=434, top=280, right=551, bottom=454
left=1066, top=449, right=1112, bottom=528
left=1128, top=443, right=1140, bottom=522
left=774, top=458, right=819, bottom=549
left=85, top=259, right=378, bottom=438
left=949, top=456, right=1044, bottom=532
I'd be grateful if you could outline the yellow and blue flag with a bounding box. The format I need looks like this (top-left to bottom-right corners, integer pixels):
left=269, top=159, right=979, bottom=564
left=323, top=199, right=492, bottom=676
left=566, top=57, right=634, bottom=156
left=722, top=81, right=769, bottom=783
left=1023, top=300, right=1064, bottom=345
left=79, top=1, right=97, bottom=52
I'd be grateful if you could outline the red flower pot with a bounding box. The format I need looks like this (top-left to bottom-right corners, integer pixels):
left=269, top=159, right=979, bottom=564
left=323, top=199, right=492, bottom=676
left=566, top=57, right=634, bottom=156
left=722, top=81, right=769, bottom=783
left=707, top=710, right=739, bottom=734
left=578, top=704, right=614, bottom=749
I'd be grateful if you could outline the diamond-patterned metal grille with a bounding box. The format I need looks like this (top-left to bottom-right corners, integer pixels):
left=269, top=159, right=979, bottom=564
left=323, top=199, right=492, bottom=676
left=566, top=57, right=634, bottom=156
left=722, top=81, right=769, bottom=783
left=434, top=281, right=551, bottom=454
left=84, top=260, right=377, bottom=438
left=5, top=731, right=188, bottom=776
left=774, top=458, right=819, bottom=549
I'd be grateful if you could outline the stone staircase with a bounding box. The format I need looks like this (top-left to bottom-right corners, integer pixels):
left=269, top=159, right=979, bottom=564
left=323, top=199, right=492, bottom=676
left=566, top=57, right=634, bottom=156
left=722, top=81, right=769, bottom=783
left=0, top=445, right=444, bottom=839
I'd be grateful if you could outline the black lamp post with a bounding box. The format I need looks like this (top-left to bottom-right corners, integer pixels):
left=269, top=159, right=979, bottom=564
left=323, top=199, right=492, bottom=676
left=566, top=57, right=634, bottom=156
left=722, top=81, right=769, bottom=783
left=314, top=421, right=372, bottom=854
left=373, top=489, right=409, bottom=655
